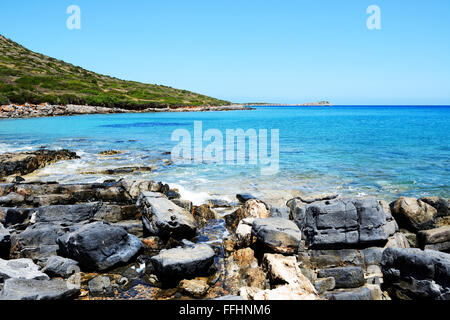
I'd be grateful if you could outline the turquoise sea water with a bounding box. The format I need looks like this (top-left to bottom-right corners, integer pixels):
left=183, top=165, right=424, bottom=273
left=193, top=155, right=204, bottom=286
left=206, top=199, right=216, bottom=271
left=0, top=106, right=449, bottom=205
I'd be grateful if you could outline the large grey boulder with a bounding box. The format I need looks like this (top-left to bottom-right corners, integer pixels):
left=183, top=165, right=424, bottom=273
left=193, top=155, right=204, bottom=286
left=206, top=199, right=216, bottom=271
left=150, top=243, right=215, bottom=280
left=252, top=218, right=302, bottom=254
left=0, top=258, right=49, bottom=281
left=295, top=198, right=389, bottom=249
left=381, top=248, right=450, bottom=300
left=0, top=224, right=10, bottom=258
left=42, top=256, right=79, bottom=278
left=57, top=222, right=142, bottom=271
left=0, top=278, right=79, bottom=300
left=137, top=191, right=197, bottom=240
left=317, top=266, right=365, bottom=289
left=35, top=203, right=101, bottom=224
left=391, top=197, right=437, bottom=232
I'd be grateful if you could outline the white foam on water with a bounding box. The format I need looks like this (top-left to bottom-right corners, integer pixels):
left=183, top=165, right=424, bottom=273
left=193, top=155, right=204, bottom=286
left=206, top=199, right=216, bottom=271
left=0, top=143, right=35, bottom=153
left=169, top=183, right=211, bottom=206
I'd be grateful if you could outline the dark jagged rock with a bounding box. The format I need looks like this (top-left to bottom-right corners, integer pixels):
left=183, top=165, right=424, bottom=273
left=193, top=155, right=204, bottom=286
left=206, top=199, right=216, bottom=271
left=381, top=248, right=450, bottom=300
left=252, top=218, right=302, bottom=255
left=236, top=194, right=257, bottom=203
left=150, top=243, right=215, bottom=281
left=0, top=149, right=79, bottom=178
left=419, top=197, right=449, bottom=217
left=295, top=198, right=389, bottom=249
left=317, top=266, right=365, bottom=289
left=57, top=222, right=142, bottom=271
left=10, top=223, right=69, bottom=260
left=0, top=278, right=80, bottom=300
left=137, top=191, right=197, bottom=240
left=0, top=207, right=34, bottom=227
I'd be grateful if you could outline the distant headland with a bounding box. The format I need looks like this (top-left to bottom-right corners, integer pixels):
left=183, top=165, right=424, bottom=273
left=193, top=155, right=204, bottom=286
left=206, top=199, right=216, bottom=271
left=244, top=101, right=333, bottom=107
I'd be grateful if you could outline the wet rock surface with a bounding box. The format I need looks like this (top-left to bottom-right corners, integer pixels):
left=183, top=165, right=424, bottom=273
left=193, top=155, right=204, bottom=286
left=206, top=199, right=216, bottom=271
left=0, top=149, right=79, bottom=179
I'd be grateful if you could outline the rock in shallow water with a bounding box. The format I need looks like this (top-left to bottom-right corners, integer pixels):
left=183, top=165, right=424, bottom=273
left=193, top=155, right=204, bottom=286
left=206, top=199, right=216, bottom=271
left=57, top=222, right=142, bottom=271
left=0, top=278, right=79, bottom=300
left=252, top=218, right=302, bottom=254
left=150, top=243, right=215, bottom=281
left=381, top=248, right=450, bottom=300
left=0, top=149, right=79, bottom=179
left=138, top=191, right=197, bottom=240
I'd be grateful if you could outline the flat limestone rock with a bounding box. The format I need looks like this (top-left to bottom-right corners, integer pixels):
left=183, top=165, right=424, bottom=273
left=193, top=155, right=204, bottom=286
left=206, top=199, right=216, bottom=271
left=252, top=218, right=302, bottom=254
left=138, top=191, right=197, bottom=240
left=0, top=258, right=49, bottom=281
left=0, top=278, right=79, bottom=300
left=35, top=202, right=101, bottom=224
left=417, top=226, right=450, bottom=248
left=150, top=243, right=215, bottom=280
left=317, top=266, right=365, bottom=289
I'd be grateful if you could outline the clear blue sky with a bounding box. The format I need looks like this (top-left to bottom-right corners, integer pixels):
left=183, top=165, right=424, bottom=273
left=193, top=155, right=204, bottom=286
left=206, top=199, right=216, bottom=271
left=1, top=0, right=449, bottom=105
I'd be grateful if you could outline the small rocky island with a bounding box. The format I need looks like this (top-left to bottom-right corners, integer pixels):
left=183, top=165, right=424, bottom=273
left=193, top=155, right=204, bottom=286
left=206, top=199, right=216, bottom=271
left=0, top=150, right=449, bottom=300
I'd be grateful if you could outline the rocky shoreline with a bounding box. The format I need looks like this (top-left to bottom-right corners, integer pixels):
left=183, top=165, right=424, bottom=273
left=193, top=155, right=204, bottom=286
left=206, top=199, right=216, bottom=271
left=0, top=151, right=449, bottom=300
left=0, top=103, right=253, bottom=119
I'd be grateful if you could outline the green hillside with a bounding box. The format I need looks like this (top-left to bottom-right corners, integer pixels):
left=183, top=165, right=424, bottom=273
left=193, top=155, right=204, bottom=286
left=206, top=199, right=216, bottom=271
left=0, top=35, right=230, bottom=109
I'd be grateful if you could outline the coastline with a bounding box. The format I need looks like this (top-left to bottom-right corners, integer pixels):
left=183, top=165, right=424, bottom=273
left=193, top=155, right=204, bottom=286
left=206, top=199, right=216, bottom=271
left=0, top=103, right=253, bottom=119
left=0, top=149, right=449, bottom=300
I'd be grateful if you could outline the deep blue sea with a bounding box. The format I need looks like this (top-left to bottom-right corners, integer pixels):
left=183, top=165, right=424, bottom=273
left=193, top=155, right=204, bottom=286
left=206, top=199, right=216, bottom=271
left=0, top=106, right=449, bottom=206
